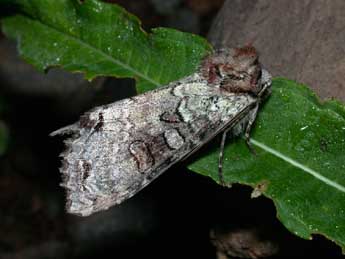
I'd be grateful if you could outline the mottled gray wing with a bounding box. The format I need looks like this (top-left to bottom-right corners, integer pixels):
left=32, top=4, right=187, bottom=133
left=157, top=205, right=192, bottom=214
left=52, top=73, right=257, bottom=216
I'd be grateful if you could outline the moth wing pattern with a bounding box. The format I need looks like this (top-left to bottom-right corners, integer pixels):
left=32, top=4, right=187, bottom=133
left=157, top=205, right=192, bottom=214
left=52, top=47, right=272, bottom=216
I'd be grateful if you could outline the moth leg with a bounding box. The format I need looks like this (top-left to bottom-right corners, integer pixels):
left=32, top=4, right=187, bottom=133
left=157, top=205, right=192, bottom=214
left=244, top=104, right=259, bottom=155
left=218, top=103, right=259, bottom=185
left=218, top=129, right=231, bottom=186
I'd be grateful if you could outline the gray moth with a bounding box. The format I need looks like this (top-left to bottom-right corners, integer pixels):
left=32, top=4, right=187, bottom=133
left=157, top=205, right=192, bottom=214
left=51, top=46, right=272, bottom=216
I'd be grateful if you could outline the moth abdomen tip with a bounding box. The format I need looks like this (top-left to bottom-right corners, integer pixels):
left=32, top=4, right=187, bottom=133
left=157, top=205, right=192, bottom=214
left=50, top=124, right=80, bottom=136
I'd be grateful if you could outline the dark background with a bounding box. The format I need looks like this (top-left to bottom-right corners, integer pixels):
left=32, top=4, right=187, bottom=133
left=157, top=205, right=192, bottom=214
left=0, top=0, right=344, bottom=258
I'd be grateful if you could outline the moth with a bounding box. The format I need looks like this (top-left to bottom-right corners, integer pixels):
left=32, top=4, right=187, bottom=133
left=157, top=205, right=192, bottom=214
left=51, top=46, right=272, bottom=216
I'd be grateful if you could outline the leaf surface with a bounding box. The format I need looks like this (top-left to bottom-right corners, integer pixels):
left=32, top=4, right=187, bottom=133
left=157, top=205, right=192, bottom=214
left=189, top=78, right=345, bottom=250
left=1, top=0, right=211, bottom=92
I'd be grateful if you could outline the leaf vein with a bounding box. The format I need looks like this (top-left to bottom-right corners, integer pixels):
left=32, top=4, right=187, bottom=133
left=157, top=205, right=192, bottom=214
left=30, top=16, right=160, bottom=86
left=250, top=139, right=345, bottom=193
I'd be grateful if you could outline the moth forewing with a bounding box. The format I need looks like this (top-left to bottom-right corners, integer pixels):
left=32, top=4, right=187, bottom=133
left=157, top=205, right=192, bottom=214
left=51, top=46, right=272, bottom=216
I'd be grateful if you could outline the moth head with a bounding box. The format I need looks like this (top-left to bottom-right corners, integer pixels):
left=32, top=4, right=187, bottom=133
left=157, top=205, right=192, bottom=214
left=201, top=46, right=272, bottom=97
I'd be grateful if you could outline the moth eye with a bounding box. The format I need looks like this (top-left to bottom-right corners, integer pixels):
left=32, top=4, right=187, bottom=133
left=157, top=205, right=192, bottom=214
left=228, top=73, right=245, bottom=81
left=214, top=65, right=222, bottom=78
left=252, top=57, right=259, bottom=65
left=257, top=69, right=262, bottom=81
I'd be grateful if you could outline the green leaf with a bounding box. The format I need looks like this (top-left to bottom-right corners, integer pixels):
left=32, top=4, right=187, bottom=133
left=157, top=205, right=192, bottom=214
left=189, top=78, right=345, bottom=250
left=1, top=0, right=212, bottom=92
